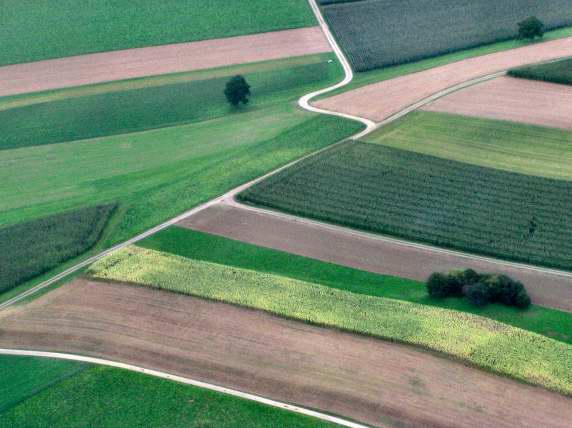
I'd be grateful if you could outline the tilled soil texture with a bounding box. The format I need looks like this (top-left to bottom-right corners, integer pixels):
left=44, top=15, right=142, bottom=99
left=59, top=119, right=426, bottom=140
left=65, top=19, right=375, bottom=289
left=1, top=279, right=572, bottom=428
left=423, top=76, right=572, bottom=129
left=0, top=27, right=331, bottom=97
left=315, top=37, right=572, bottom=123
left=180, top=202, right=572, bottom=313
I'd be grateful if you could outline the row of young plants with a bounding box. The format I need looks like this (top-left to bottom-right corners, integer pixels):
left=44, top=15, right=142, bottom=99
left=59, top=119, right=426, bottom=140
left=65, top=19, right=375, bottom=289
left=238, top=142, right=572, bottom=270
left=320, top=0, right=572, bottom=71
left=0, top=204, right=115, bottom=294
left=87, top=246, right=572, bottom=397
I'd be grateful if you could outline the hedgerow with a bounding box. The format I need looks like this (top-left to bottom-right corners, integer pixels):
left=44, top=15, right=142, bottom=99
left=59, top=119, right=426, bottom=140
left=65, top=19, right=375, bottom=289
left=238, top=142, right=572, bottom=270
left=321, top=0, right=572, bottom=71
left=0, top=204, right=115, bottom=293
left=88, top=246, right=572, bottom=397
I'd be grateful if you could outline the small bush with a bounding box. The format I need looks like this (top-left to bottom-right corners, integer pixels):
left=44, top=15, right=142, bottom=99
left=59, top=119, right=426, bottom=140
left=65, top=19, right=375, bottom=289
left=426, top=269, right=531, bottom=309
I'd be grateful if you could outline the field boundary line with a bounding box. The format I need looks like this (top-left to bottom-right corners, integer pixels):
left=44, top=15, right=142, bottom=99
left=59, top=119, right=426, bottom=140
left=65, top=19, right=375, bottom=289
left=0, top=348, right=370, bottom=428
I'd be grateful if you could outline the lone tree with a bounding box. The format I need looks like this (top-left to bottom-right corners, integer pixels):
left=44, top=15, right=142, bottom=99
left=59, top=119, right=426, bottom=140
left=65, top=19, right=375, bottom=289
left=518, top=16, right=545, bottom=40
left=224, top=75, right=251, bottom=107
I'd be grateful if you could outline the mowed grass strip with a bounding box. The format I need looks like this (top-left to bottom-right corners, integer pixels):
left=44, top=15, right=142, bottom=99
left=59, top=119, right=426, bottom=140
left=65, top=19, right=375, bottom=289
left=321, top=0, right=572, bottom=71
left=88, top=246, right=572, bottom=397
left=364, top=111, right=572, bottom=180
left=0, top=204, right=115, bottom=294
left=0, top=0, right=315, bottom=66
left=139, top=227, right=572, bottom=345
left=509, top=57, right=572, bottom=85
left=0, top=356, right=87, bottom=413
left=239, top=141, right=572, bottom=270
left=0, top=358, right=331, bottom=428
left=0, top=54, right=339, bottom=150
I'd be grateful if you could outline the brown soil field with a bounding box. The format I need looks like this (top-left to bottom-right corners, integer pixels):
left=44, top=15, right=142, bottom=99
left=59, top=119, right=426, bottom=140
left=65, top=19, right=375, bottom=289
left=180, top=202, right=572, bottom=313
left=0, top=27, right=331, bottom=97
left=315, top=37, right=572, bottom=123
left=423, top=76, right=572, bottom=129
left=2, top=279, right=572, bottom=428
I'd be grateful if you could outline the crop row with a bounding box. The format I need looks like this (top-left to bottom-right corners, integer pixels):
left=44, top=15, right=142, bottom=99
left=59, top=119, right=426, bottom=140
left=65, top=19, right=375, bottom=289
left=88, top=246, right=572, bottom=397
left=0, top=204, right=115, bottom=293
left=239, top=142, right=572, bottom=269
left=321, top=0, right=572, bottom=71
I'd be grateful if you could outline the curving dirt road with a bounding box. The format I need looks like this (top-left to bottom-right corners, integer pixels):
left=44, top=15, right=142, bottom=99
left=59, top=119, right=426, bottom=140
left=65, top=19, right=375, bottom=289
left=0, top=27, right=331, bottom=97
left=423, top=75, right=572, bottom=129
left=2, top=279, right=572, bottom=428
left=315, top=37, right=572, bottom=123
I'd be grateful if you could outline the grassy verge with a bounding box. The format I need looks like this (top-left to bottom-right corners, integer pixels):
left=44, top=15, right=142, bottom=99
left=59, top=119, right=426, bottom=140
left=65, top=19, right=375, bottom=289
left=317, top=26, right=572, bottom=99
left=363, top=111, right=572, bottom=180
left=509, top=57, right=572, bottom=85
left=0, top=357, right=332, bottom=428
left=139, top=227, right=572, bottom=344
left=0, top=204, right=115, bottom=294
left=87, top=246, right=572, bottom=397
left=0, top=0, right=316, bottom=66
left=239, top=141, right=572, bottom=271
left=0, top=53, right=339, bottom=150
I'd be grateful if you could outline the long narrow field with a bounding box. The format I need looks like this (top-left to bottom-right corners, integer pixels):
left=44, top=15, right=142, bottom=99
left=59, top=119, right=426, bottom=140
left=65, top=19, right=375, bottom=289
left=423, top=76, right=572, bottom=130
left=0, top=356, right=329, bottom=428
left=0, top=0, right=316, bottom=66
left=364, top=111, right=572, bottom=180
left=1, top=279, right=571, bottom=428
left=509, top=57, right=572, bottom=85
left=239, top=141, right=572, bottom=271
left=0, top=28, right=331, bottom=97
left=314, top=36, right=572, bottom=122
left=320, top=0, right=572, bottom=71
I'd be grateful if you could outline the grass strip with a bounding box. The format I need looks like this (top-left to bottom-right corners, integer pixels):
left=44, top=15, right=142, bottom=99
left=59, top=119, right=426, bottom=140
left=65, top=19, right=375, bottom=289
left=0, top=357, right=331, bottom=428
left=139, top=227, right=572, bottom=345
left=88, top=246, right=572, bottom=397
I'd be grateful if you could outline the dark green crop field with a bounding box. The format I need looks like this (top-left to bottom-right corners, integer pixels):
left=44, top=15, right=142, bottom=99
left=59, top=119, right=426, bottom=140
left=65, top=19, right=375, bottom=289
left=0, top=0, right=315, bottom=66
left=239, top=142, right=572, bottom=270
left=0, top=204, right=115, bottom=294
left=509, top=58, right=572, bottom=85
left=0, top=54, right=338, bottom=150
left=0, top=357, right=331, bottom=427
left=320, top=0, right=572, bottom=71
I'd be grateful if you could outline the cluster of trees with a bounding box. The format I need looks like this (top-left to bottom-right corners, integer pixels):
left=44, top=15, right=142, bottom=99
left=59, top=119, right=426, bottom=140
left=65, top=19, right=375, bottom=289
left=427, top=269, right=531, bottom=309
left=518, top=16, right=545, bottom=40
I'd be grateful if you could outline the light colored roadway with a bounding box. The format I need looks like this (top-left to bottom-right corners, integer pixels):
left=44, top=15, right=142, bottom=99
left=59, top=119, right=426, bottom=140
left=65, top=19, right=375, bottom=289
left=0, top=27, right=331, bottom=98
left=423, top=75, right=572, bottom=129
left=2, top=279, right=571, bottom=428
left=315, top=37, right=572, bottom=123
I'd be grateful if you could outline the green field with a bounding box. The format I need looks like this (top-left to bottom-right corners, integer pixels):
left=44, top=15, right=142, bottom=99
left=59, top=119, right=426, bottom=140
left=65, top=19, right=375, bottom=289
left=0, top=357, right=331, bottom=428
left=0, top=54, right=339, bottom=150
left=0, top=204, right=115, bottom=293
left=0, top=0, right=315, bottom=66
left=320, top=0, right=572, bottom=71
left=88, top=246, right=572, bottom=397
left=239, top=141, right=572, bottom=270
left=364, top=111, right=572, bottom=180
left=140, top=227, right=572, bottom=344
left=0, top=55, right=363, bottom=296
left=509, top=57, right=572, bottom=85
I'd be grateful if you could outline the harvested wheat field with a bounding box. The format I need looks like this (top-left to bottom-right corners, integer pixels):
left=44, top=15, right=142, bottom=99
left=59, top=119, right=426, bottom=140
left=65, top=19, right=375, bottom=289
left=0, top=27, right=331, bottom=97
left=1, top=279, right=572, bottom=428
left=423, top=76, right=572, bottom=129
left=315, top=37, right=572, bottom=123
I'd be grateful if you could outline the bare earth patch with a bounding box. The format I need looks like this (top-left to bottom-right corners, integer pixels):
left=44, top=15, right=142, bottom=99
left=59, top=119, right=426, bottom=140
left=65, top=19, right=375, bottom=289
left=180, top=202, right=572, bottom=313
left=315, top=37, right=572, bottom=123
left=0, top=27, right=331, bottom=97
left=423, top=76, right=572, bottom=129
left=1, top=279, right=571, bottom=428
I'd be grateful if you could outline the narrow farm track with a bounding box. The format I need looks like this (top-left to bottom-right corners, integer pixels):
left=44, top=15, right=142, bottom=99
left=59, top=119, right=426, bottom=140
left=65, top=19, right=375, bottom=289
left=0, top=27, right=331, bottom=97
left=2, top=279, right=572, bottom=428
